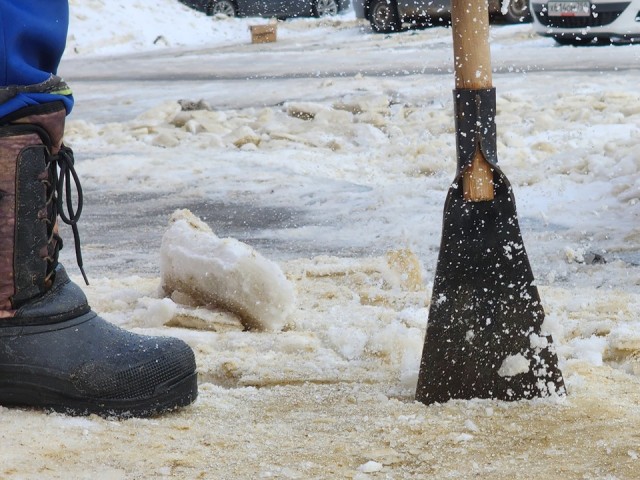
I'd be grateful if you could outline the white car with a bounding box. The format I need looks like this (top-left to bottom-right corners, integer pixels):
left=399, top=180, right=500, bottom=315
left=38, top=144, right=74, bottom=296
left=531, top=0, right=640, bottom=44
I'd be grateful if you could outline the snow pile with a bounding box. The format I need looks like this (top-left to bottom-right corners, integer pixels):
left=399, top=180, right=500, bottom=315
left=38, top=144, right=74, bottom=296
left=66, top=0, right=358, bottom=57
left=68, top=0, right=199, bottom=55
left=81, top=248, right=429, bottom=390
left=160, top=209, right=296, bottom=331
left=67, top=0, right=246, bottom=56
left=68, top=87, right=640, bottom=205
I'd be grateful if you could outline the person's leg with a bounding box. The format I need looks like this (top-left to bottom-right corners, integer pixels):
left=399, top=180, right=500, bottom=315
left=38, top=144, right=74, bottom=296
left=0, top=0, right=73, bottom=116
left=0, top=1, right=198, bottom=417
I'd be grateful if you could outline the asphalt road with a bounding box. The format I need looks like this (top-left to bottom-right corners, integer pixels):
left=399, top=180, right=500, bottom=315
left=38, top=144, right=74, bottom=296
left=61, top=25, right=639, bottom=82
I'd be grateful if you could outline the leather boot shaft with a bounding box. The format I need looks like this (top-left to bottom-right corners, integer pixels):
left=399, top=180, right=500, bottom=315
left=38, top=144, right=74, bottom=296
left=0, top=102, right=68, bottom=316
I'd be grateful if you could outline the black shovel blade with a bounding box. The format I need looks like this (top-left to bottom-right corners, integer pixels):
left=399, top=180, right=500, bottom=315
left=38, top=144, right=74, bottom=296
left=415, top=171, right=565, bottom=404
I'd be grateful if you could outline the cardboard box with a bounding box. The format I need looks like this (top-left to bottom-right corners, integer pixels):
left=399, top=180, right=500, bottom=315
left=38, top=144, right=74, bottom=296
left=250, top=24, right=277, bottom=44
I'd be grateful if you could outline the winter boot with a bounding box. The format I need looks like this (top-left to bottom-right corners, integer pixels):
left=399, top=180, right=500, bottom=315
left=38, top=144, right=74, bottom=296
left=0, top=101, right=198, bottom=417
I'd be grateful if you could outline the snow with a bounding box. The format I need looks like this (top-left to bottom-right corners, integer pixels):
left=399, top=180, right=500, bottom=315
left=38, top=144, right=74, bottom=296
left=358, top=460, right=384, bottom=472
left=498, top=353, right=530, bottom=377
left=3, top=0, right=640, bottom=478
left=66, top=0, right=253, bottom=56
left=160, top=209, right=296, bottom=331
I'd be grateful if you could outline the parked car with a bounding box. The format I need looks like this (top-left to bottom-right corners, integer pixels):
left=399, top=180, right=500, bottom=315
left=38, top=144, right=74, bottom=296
left=530, top=0, right=640, bottom=44
left=352, top=0, right=531, bottom=33
left=180, top=0, right=350, bottom=18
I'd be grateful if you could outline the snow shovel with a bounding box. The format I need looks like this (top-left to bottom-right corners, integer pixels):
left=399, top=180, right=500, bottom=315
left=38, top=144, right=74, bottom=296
left=415, top=0, right=565, bottom=404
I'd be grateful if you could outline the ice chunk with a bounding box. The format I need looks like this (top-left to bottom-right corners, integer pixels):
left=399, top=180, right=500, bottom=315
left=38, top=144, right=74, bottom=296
left=160, top=209, right=296, bottom=331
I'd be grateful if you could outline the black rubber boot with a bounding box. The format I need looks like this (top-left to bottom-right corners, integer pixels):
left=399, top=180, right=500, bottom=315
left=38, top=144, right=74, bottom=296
left=0, top=102, right=197, bottom=417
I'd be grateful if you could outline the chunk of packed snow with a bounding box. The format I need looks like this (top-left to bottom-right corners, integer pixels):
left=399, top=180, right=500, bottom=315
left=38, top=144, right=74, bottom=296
left=498, top=353, right=530, bottom=377
left=358, top=461, right=383, bottom=473
left=160, top=209, right=296, bottom=331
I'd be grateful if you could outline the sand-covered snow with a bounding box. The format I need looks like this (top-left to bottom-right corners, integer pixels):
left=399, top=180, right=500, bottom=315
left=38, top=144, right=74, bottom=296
left=2, top=0, right=640, bottom=478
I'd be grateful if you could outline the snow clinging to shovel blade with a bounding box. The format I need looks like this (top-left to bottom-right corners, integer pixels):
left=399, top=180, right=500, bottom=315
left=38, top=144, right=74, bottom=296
left=498, top=353, right=530, bottom=377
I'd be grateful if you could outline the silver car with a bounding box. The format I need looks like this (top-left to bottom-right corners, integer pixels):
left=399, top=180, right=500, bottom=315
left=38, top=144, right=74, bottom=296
left=181, top=0, right=350, bottom=18
left=353, top=0, right=531, bottom=32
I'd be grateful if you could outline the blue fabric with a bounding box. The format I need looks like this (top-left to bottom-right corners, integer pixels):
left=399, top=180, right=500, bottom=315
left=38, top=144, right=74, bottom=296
left=0, top=93, right=73, bottom=118
left=0, top=0, right=73, bottom=116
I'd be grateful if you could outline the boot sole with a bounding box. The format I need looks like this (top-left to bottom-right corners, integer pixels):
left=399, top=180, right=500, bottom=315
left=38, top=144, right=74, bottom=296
left=0, top=371, right=198, bottom=418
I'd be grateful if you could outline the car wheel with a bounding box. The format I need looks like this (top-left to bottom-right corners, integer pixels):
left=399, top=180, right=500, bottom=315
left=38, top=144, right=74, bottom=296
left=314, top=0, right=339, bottom=17
left=368, top=0, right=401, bottom=33
left=207, top=0, right=236, bottom=16
left=501, top=0, right=531, bottom=23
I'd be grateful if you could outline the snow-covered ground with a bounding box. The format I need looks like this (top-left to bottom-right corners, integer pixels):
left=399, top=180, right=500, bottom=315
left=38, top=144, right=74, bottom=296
left=3, top=0, right=640, bottom=478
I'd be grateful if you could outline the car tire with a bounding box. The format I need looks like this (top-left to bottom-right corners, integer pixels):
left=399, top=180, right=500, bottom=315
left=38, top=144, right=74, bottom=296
left=206, top=0, right=237, bottom=16
left=314, top=0, right=339, bottom=17
left=368, top=0, right=401, bottom=33
left=501, top=0, right=531, bottom=23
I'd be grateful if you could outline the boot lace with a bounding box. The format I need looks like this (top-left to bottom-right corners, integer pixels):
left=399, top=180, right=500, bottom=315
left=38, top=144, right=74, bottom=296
left=44, top=146, right=89, bottom=286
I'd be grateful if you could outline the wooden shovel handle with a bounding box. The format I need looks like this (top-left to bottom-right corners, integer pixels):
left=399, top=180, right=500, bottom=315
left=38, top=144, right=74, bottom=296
left=452, top=0, right=495, bottom=201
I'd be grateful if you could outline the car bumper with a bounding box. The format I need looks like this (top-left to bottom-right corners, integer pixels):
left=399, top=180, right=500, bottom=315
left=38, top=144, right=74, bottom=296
left=353, top=0, right=366, bottom=18
left=531, top=0, right=640, bottom=38
left=338, top=0, right=352, bottom=12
